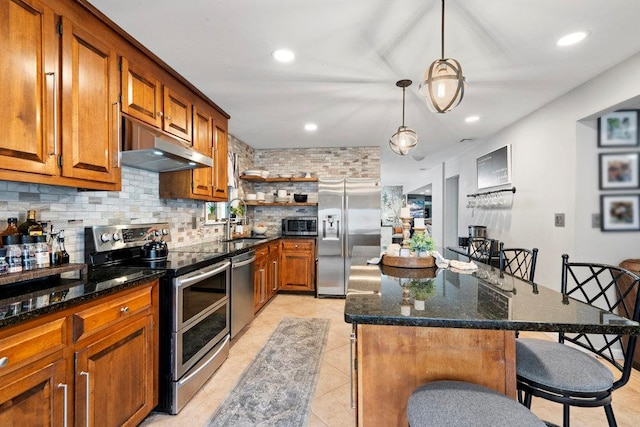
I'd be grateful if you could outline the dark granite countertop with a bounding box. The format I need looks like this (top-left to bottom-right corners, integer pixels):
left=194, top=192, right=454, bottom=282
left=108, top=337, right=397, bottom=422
left=0, top=267, right=165, bottom=330
left=344, top=246, right=640, bottom=335
left=0, top=234, right=311, bottom=331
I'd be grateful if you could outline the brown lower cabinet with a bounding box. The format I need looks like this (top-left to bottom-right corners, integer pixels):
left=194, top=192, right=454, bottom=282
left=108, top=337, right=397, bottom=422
left=253, top=245, right=270, bottom=313
left=280, top=239, right=316, bottom=292
left=0, top=280, right=159, bottom=427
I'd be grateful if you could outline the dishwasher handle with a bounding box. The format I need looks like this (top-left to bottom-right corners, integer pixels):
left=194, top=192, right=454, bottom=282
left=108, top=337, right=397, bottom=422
left=232, top=255, right=256, bottom=269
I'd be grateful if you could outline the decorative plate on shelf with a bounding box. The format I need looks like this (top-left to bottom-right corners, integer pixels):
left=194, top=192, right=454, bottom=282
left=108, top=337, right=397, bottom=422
left=243, top=170, right=263, bottom=176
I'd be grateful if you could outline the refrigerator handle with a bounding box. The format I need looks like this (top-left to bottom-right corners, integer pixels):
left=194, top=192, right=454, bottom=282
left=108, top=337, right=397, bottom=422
left=344, top=195, right=349, bottom=257
left=337, top=220, right=342, bottom=256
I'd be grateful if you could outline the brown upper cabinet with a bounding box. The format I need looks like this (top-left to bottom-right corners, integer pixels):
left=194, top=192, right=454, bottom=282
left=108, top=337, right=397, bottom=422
left=0, top=0, right=121, bottom=190
left=158, top=101, right=229, bottom=202
left=121, top=57, right=193, bottom=143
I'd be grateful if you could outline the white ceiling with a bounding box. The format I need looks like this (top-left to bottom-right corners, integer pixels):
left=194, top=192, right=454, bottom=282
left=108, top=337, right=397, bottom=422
left=89, top=0, right=640, bottom=192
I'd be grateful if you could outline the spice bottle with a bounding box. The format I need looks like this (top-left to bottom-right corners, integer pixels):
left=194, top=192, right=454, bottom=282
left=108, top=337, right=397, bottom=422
left=34, top=235, right=50, bottom=268
left=2, top=235, right=23, bottom=273
left=21, top=235, right=36, bottom=271
left=0, top=248, right=8, bottom=275
left=18, top=210, right=43, bottom=236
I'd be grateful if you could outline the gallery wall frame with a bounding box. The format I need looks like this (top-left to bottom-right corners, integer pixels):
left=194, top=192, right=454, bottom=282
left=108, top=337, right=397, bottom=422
left=597, top=110, right=639, bottom=147
left=599, top=152, right=639, bottom=190
left=600, top=194, right=640, bottom=231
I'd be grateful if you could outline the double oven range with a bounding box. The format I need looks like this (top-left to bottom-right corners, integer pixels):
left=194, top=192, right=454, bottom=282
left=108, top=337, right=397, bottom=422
left=85, top=223, right=230, bottom=414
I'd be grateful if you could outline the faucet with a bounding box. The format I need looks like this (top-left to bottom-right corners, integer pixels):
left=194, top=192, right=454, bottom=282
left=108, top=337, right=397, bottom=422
left=226, top=198, right=247, bottom=240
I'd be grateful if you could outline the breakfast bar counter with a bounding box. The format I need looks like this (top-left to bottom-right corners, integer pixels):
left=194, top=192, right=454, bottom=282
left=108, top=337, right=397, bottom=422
left=344, top=246, right=640, bottom=426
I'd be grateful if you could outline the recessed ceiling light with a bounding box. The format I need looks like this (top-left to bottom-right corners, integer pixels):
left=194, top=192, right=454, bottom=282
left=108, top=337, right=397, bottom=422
left=556, top=31, right=589, bottom=47
left=465, top=116, right=480, bottom=123
left=272, top=48, right=295, bottom=63
left=304, top=123, right=317, bottom=131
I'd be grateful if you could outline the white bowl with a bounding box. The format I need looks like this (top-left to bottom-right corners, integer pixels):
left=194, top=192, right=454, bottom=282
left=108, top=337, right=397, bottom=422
left=278, top=173, right=293, bottom=178
left=253, top=225, right=267, bottom=235
left=245, top=194, right=257, bottom=200
left=261, top=170, right=270, bottom=178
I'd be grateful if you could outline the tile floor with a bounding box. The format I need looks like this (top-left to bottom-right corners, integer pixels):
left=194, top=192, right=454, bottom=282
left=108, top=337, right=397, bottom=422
left=141, top=294, right=640, bottom=427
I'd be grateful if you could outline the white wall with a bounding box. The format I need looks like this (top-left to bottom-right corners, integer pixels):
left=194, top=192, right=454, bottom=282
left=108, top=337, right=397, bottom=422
left=432, top=52, right=640, bottom=291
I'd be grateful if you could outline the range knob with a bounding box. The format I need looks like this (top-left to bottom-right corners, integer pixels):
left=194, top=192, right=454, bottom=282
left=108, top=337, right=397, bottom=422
left=100, top=233, right=111, bottom=243
left=112, top=233, right=121, bottom=242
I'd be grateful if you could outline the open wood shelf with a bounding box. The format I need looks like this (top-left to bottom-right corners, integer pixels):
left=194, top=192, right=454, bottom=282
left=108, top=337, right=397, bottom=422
left=245, top=201, right=317, bottom=207
left=0, top=263, right=88, bottom=286
left=240, top=176, right=318, bottom=183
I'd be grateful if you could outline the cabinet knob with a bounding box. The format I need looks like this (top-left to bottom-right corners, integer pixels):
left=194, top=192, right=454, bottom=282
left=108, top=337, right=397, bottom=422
left=120, top=306, right=129, bottom=313
left=166, top=115, right=171, bottom=121
left=0, top=356, right=9, bottom=367
left=157, top=111, right=163, bottom=117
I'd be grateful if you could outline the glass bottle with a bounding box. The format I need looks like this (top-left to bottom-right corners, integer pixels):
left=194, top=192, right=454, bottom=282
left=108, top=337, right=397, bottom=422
left=54, top=230, right=69, bottom=265
left=0, top=218, right=19, bottom=247
left=17, top=210, right=43, bottom=236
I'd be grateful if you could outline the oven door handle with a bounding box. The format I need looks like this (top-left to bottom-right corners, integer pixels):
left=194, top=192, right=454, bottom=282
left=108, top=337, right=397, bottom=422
left=178, top=261, right=230, bottom=287
left=232, top=255, right=256, bottom=269
left=177, top=335, right=230, bottom=386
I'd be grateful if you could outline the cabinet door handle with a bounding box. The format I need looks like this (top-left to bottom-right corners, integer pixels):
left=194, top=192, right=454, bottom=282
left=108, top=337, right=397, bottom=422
left=260, top=269, right=266, bottom=302
left=350, top=330, right=356, bottom=409
left=45, top=72, right=58, bottom=156
left=120, top=306, right=129, bottom=313
left=113, top=101, right=121, bottom=168
left=272, top=261, right=278, bottom=291
left=0, top=356, right=8, bottom=368
left=80, top=371, right=90, bottom=427
left=58, top=383, right=68, bottom=427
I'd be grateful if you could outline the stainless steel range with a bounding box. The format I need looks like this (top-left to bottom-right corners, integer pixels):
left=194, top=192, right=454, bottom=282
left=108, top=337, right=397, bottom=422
left=85, top=223, right=230, bottom=414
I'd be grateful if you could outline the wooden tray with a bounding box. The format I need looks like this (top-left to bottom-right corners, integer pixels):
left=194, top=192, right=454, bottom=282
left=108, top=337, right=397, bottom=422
left=380, top=264, right=437, bottom=279
left=381, top=255, right=436, bottom=269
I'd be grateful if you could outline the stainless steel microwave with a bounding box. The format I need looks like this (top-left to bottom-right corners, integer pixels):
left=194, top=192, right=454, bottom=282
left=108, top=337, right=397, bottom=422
left=282, top=217, right=318, bottom=236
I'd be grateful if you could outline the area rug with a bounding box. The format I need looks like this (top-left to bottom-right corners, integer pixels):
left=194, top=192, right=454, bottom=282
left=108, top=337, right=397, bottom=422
left=208, top=317, right=330, bottom=426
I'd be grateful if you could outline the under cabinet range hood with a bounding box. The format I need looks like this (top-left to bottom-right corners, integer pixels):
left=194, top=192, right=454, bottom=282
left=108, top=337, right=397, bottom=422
left=120, top=116, right=213, bottom=172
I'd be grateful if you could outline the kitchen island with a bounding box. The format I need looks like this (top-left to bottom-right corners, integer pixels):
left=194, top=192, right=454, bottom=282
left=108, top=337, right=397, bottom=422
left=344, top=246, right=640, bottom=427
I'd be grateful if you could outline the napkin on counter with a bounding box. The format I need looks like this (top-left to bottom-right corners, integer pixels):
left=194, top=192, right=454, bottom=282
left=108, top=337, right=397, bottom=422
left=449, top=259, right=478, bottom=271
left=431, top=251, right=450, bottom=269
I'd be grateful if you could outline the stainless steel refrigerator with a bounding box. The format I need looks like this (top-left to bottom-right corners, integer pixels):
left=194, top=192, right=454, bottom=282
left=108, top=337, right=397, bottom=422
left=317, top=178, right=381, bottom=296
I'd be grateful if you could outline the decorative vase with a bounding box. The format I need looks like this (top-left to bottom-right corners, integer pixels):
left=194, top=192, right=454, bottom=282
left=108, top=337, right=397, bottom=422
left=414, top=299, right=426, bottom=310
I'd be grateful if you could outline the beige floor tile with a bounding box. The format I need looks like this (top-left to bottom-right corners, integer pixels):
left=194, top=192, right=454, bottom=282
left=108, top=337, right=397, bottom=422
left=141, top=293, right=640, bottom=427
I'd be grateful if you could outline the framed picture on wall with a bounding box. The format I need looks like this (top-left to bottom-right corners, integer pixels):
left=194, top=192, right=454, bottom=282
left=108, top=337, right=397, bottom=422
left=599, top=152, right=639, bottom=190
left=600, top=194, right=640, bottom=231
left=597, top=110, right=639, bottom=147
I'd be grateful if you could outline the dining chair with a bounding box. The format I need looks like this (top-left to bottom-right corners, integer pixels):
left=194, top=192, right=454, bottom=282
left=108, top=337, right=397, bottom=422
left=516, top=254, right=640, bottom=427
left=467, top=237, right=497, bottom=265
left=499, top=242, right=539, bottom=282
left=407, top=380, right=546, bottom=427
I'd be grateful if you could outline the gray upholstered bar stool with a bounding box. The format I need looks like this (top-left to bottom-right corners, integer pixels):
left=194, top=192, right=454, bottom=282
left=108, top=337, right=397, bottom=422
left=407, top=381, right=545, bottom=427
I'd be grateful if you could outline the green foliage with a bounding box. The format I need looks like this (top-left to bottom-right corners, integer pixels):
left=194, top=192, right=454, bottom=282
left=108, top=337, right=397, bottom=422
left=408, top=279, right=436, bottom=300
left=405, top=233, right=435, bottom=253
left=230, top=205, right=245, bottom=217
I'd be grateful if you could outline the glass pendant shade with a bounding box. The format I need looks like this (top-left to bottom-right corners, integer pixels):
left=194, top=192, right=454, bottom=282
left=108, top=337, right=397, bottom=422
left=389, top=79, right=418, bottom=156
left=389, top=126, right=418, bottom=155
left=420, top=0, right=465, bottom=113
left=419, top=58, right=464, bottom=113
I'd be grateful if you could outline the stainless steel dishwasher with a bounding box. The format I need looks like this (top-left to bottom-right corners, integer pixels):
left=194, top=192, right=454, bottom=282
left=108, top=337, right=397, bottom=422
left=230, top=250, right=256, bottom=338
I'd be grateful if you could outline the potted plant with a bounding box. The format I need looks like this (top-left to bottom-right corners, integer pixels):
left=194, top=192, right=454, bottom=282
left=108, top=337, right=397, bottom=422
left=230, top=204, right=244, bottom=219
left=207, top=203, right=217, bottom=221
left=409, top=279, right=435, bottom=310
left=405, top=233, right=435, bottom=257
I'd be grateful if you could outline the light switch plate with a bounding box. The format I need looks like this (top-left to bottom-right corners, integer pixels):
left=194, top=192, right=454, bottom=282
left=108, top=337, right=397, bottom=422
left=592, top=213, right=601, bottom=228
left=554, top=213, right=565, bottom=227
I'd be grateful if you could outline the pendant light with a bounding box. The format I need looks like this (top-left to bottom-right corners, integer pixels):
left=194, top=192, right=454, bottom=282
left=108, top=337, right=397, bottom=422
left=389, top=79, right=418, bottom=156
left=419, top=0, right=465, bottom=113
